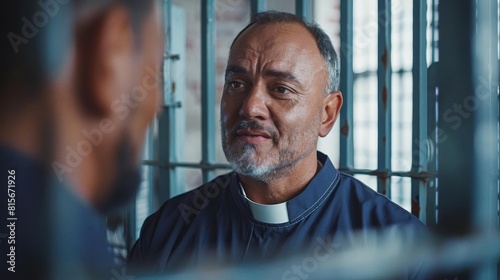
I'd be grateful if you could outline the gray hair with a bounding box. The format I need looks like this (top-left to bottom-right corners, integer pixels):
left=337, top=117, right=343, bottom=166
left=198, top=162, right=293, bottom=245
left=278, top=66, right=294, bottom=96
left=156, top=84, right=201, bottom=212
left=230, top=10, right=340, bottom=93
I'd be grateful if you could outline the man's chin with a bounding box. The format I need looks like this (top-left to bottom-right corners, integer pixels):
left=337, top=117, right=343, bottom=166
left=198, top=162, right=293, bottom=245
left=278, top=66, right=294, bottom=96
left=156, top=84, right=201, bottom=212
left=228, top=151, right=259, bottom=167
left=97, top=136, right=142, bottom=214
left=229, top=157, right=275, bottom=179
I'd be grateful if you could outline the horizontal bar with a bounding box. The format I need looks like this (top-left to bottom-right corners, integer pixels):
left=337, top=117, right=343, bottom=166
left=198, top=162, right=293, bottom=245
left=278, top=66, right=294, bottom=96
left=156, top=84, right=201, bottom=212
left=338, top=168, right=438, bottom=180
left=143, top=160, right=232, bottom=170
left=162, top=232, right=500, bottom=280
left=143, top=160, right=441, bottom=179
left=354, top=68, right=410, bottom=77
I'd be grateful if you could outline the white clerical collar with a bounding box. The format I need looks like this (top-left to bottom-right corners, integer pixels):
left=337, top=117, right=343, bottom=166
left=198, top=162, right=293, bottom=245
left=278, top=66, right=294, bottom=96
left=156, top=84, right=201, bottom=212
left=239, top=183, right=290, bottom=224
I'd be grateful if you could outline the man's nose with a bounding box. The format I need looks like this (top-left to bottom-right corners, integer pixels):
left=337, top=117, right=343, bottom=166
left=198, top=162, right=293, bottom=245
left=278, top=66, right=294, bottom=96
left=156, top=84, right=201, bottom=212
left=239, top=83, right=270, bottom=120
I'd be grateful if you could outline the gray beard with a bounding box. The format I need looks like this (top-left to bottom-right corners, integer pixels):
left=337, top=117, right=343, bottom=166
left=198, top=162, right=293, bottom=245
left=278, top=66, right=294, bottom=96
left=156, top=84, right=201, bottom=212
left=221, top=116, right=321, bottom=182
left=226, top=143, right=294, bottom=182
left=223, top=134, right=317, bottom=183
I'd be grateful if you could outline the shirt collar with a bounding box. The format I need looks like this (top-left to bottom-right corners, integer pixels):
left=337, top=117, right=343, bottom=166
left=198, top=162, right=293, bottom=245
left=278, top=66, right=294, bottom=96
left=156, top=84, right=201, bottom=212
left=231, top=151, right=340, bottom=225
left=239, top=183, right=290, bottom=223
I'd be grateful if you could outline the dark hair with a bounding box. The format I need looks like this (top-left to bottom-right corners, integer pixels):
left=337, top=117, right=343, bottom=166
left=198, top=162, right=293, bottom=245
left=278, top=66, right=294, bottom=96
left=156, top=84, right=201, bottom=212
left=230, top=11, right=339, bottom=93
left=0, top=0, right=154, bottom=94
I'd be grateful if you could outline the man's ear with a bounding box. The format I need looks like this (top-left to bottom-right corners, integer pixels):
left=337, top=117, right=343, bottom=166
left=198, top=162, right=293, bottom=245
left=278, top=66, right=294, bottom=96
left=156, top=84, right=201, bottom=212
left=319, top=91, right=343, bottom=137
left=75, top=4, right=134, bottom=118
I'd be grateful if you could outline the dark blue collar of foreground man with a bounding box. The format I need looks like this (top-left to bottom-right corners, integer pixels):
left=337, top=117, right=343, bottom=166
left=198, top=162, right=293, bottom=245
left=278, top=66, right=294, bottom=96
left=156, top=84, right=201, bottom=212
left=231, top=151, right=340, bottom=226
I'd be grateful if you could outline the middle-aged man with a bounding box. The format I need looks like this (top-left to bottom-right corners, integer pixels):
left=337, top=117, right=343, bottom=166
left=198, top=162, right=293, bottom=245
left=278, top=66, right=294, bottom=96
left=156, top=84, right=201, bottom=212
left=128, top=11, right=425, bottom=277
left=0, top=1, right=163, bottom=279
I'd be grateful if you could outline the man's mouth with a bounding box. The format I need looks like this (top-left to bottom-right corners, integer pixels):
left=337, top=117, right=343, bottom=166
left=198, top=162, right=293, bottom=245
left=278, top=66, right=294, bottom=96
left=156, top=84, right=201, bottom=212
left=235, top=129, right=272, bottom=144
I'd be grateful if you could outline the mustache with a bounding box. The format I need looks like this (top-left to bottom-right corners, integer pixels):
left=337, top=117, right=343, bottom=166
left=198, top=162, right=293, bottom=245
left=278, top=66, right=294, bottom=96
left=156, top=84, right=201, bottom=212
left=230, top=120, right=278, bottom=142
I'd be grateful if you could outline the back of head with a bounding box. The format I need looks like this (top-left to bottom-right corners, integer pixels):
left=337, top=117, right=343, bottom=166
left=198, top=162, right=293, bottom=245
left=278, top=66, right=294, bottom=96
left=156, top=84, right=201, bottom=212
left=0, top=1, right=160, bottom=278
left=0, top=0, right=154, bottom=100
left=0, top=2, right=71, bottom=95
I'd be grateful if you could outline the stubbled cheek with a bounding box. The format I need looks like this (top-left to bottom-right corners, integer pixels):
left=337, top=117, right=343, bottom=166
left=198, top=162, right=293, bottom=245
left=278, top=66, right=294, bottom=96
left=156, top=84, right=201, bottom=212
left=221, top=96, right=242, bottom=116
left=220, top=98, right=227, bottom=112
left=220, top=113, right=228, bottom=127
left=220, top=100, right=228, bottom=121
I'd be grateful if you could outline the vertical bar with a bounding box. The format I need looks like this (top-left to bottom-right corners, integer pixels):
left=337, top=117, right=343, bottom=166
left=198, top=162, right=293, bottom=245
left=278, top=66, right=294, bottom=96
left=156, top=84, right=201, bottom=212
left=426, top=62, right=438, bottom=227
left=498, top=0, right=500, bottom=228
left=129, top=114, right=154, bottom=247
left=170, top=5, right=187, bottom=197
left=377, top=0, right=392, bottom=196
left=437, top=0, right=474, bottom=239
left=339, top=0, right=354, bottom=170
left=158, top=0, right=177, bottom=202
left=251, top=0, right=266, bottom=16
left=472, top=0, right=499, bottom=278
left=295, top=0, right=312, bottom=21
left=426, top=0, right=439, bottom=225
left=411, top=0, right=429, bottom=223
left=473, top=0, right=499, bottom=234
left=164, top=0, right=171, bottom=52
left=147, top=122, right=157, bottom=214
left=201, top=0, right=216, bottom=183
left=430, top=0, right=437, bottom=63
left=127, top=200, right=137, bottom=249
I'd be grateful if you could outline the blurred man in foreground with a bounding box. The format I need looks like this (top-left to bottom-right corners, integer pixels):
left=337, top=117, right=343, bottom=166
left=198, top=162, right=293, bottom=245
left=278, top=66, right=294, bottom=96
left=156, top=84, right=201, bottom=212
left=0, top=1, right=163, bottom=279
left=128, top=11, right=426, bottom=279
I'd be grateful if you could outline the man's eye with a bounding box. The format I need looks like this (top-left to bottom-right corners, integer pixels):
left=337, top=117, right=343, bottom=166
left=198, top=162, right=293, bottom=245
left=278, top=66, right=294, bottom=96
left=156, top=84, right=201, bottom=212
left=229, top=81, right=244, bottom=88
left=275, top=86, right=291, bottom=94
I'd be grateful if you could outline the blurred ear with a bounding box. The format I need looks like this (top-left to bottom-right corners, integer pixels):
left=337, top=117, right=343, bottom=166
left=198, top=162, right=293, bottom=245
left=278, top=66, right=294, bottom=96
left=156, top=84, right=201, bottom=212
left=319, top=91, right=343, bottom=137
left=75, top=4, right=134, bottom=118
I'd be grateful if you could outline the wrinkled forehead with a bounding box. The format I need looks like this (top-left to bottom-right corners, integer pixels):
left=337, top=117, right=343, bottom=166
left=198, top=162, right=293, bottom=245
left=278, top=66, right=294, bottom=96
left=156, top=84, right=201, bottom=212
left=230, top=22, right=318, bottom=56
left=228, top=22, right=326, bottom=76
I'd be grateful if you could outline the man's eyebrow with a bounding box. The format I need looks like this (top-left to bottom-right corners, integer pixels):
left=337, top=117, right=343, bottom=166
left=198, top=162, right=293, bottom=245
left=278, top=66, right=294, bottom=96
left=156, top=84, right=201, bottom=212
left=224, top=66, right=302, bottom=85
left=225, top=65, right=247, bottom=79
left=263, top=69, right=301, bottom=85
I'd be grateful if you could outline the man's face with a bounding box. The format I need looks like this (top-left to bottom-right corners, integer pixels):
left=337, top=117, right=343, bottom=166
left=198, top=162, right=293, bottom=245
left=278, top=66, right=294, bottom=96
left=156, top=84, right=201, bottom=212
left=128, top=2, right=164, bottom=163
left=101, top=2, right=164, bottom=211
left=221, top=22, right=330, bottom=180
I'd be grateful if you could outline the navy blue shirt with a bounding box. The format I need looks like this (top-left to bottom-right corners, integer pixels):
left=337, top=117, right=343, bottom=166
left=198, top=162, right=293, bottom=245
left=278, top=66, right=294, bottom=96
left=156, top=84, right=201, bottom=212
left=0, top=145, right=116, bottom=279
left=129, top=152, right=426, bottom=277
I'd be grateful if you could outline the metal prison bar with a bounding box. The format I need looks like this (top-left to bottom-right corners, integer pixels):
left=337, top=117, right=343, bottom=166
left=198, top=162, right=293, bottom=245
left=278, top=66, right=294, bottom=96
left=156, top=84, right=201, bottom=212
left=437, top=0, right=499, bottom=279
left=338, top=0, right=437, bottom=223
left=147, top=232, right=500, bottom=279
